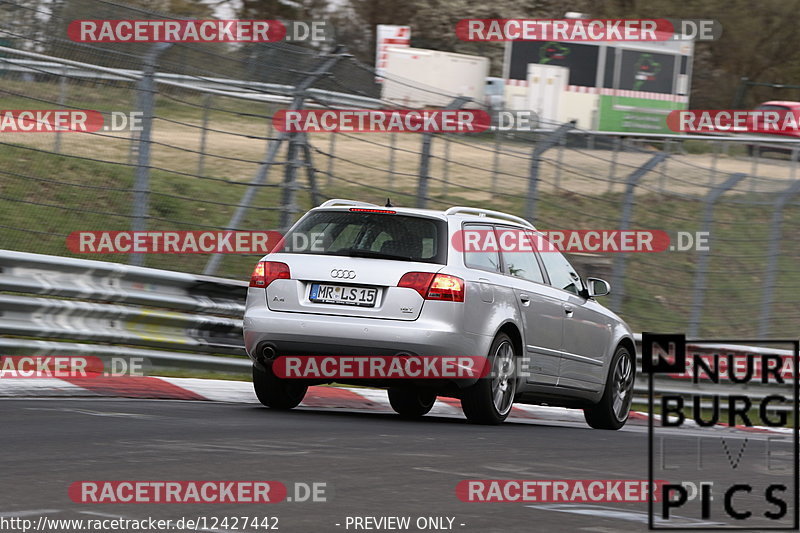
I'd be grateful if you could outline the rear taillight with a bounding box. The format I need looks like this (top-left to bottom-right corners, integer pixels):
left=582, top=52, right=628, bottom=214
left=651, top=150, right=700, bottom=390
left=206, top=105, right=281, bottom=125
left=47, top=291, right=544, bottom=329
left=349, top=208, right=396, bottom=214
left=398, top=272, right=434, bottom=298
left=428, top=274, right=465, bottom=302
left=398, top=272, right=465, bottom=302
left=249, top=261, right=290, bottom=288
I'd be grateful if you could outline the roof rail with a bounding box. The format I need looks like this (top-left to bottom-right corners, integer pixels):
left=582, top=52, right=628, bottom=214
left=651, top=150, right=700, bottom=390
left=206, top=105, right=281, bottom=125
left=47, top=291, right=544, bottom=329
left=444, top=206, right=535, bottom=229
left=318, top=199, right=379, bottom=208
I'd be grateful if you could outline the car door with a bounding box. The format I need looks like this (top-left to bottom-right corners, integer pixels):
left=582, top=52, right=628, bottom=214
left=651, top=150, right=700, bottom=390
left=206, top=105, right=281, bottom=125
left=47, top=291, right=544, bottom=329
left=496, top=226, right=564, bottom=386
left=537, top=247, right=611, bottom=390
left=460, top=222, right=515, bottom=344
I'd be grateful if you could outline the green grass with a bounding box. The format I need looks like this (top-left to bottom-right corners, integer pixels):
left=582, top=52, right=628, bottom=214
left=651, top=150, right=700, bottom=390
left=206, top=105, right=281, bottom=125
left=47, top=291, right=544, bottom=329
left=1, top=139, right=795, bottom=338
left=681, top=139, right=750, bottom=157
left=1, top=71, right=798, bottom=339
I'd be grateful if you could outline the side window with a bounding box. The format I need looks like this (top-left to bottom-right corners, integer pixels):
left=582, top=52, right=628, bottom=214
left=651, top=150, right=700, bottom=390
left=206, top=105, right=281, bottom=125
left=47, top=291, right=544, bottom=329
left=463, top=224, right=501, bottom=273
left=538, top=247, right=583, bottom=295
left=499, top=229, right=544, bottom=283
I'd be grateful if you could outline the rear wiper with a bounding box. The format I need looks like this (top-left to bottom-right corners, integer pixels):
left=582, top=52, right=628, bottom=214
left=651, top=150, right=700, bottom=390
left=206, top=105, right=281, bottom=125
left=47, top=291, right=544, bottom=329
left=342, top=248, right=414, bottom=261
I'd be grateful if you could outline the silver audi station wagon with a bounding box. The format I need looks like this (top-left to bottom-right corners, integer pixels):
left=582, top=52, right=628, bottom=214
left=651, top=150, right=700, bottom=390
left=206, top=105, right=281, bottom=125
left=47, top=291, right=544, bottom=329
left=243, top=199, right=636, bottom=428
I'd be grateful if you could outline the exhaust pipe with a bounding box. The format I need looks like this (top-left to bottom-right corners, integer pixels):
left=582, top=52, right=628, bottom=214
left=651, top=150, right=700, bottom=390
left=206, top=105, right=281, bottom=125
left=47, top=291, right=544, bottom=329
left=256, top=344, right=278, bottom=364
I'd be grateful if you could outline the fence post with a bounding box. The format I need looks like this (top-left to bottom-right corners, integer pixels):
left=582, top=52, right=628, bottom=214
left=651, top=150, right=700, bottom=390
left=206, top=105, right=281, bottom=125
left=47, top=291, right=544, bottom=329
left=758, top=180, right=800, bottom=336
left=524, top=122, right=574, bottom=223
left=326, top=131, right=336, bottom=187
left=609, top=152, right=669, bottom=313
left=416, top=96, right=470, bottom=208
left=554, top=136, right=566, bottom=189
left=197, top=93, right=212, bottom=177
left=687, top=172, right=747, bottom=337
left=491, top=128, right=501, bottom=198
left=442, top=136, right=450, bottom=196
left=128, top=90, right=139, bottom=166
left=606, top=136, right=621, bottom=194
left=387, top=131, right=397, bottom=189
left=280, top=133, right=302, bottom=230
left=658, top=140, right=671, bottom=193
left=709, top=140, right=719, bottom=187
left=54, top=64, right=67, bottom=154
left=203, top=47, right=347, bottom=275
left=279, top=49, right=347, bottom=230
left=749, top=145, right=760, bottom=191
left=300, top=133, right=321, bottom=207
left=130, top=42, right=172, bottom=267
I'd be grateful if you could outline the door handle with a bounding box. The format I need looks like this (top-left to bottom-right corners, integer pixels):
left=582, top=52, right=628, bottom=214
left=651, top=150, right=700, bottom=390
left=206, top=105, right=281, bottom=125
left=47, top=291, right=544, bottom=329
left=564, top=304, right=574, bottom=317
left=519, top=293, right=531, bottom=306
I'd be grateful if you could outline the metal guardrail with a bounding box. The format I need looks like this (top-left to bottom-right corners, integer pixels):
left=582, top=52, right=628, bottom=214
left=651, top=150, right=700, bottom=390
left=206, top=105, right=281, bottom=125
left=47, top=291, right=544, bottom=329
left=0, top=250, right=250, bottom=373
left=0, top=52, right=387, bottom=109
left=631, top=336, right=795, bottom=412
left=0, top=251, right=794, bottom=410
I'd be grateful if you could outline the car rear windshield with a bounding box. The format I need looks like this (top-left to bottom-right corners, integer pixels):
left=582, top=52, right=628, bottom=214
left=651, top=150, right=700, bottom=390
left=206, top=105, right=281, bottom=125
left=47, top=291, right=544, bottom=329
left=281, top=211, right=447, bottom=264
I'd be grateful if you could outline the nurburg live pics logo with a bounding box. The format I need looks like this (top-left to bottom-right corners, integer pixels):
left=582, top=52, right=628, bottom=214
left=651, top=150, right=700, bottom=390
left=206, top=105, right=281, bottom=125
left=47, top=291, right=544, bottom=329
left=643, top=333, right=799, bottom=530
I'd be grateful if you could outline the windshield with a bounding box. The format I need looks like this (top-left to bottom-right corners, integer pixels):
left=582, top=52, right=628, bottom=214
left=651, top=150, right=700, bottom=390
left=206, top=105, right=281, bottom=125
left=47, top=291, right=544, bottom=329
left=280, top=211, right=447, bottom=264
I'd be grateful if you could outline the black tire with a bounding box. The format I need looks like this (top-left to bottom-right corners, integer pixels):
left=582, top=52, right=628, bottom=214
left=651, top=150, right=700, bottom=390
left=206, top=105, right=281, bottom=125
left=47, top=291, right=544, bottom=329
left=388, top=388, right=436, bottom=418
left=252, top=363, right=307, bottom=409
left=460, top=333, right=517, bottom=425
left=583, top=345, right=635, bottom=430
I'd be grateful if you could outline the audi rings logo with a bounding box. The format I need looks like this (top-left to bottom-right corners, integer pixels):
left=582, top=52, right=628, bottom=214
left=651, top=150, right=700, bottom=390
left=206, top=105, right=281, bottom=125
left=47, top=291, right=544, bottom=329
left=330, top=269, right=356, bottom=279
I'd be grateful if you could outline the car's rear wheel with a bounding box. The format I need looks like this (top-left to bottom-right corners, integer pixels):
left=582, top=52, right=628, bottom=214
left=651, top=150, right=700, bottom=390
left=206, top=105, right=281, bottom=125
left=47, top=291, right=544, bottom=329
left=460, top=333, right=517, bottom=425
left=388, top=388, right=436, bottom=418
left=583, top=345, right=634, bottom=430
left=252, top=363, right=307, bottom=409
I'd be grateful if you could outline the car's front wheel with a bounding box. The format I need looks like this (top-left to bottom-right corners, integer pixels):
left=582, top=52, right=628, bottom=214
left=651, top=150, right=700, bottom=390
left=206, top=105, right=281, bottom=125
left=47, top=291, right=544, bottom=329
left=252, top=363, right=307, bottom=409
left=460, top=333, right=517, bottom=425
left=388, top=388, right=436, bottom=418
left=583, top=345, right=635, bottom=430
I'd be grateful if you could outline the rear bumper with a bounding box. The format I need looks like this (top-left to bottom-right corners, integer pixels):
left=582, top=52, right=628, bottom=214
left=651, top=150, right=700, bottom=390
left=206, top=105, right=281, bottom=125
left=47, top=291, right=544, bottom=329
left=243, top=298, right=492, bottom=387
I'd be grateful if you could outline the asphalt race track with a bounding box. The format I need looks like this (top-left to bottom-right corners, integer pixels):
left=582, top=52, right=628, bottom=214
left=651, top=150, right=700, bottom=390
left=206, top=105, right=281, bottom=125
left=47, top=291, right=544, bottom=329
left=2, top=397, right=794, bottom=532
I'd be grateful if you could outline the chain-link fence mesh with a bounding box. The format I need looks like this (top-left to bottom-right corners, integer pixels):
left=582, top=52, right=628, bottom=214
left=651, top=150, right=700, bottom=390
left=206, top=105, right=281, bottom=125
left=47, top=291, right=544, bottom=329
left=1, top=0, right=799, bottom=339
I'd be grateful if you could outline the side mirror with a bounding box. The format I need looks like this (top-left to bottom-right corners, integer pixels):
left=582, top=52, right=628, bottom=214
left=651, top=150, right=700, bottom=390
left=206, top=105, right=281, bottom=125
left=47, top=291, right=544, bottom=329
left=586, top=277, right=611, bottom=297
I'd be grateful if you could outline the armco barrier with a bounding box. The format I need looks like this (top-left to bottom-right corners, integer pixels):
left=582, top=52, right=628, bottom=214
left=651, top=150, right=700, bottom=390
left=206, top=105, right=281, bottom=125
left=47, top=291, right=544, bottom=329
left=0, top=250, right=249, bottom=372
left=632, top=337, right=795, bottom=413
left=0, top=251, right=794, bottom=409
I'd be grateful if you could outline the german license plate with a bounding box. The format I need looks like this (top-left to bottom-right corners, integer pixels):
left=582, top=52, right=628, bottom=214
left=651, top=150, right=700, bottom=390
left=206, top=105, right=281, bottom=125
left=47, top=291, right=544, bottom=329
left=309, top=284, right=377, bottom=307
